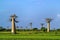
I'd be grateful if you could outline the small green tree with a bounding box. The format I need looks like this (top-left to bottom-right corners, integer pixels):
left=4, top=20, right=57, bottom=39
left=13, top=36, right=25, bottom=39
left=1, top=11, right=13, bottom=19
left=40, top=23, right=44, bottom=27
left=33, top=28, right=38, bottom=31
left=41, top=27, right=47, bottom=32
left=57, top=29, right=60, bottom=31
left=0, top=26, right=6, bottom=31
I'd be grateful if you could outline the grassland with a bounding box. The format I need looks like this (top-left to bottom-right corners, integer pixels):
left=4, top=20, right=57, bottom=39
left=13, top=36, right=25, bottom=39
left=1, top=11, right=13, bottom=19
left=0, top=31, right=60, bottom=40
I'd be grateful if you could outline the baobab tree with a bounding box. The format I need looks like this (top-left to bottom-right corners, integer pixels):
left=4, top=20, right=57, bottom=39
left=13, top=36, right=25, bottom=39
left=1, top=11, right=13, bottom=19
left=45, top=18, right=52, bottom=32
left=20, top=26, right=23, bottom=29
left=40, top=23, right=44, bottom=28
left=16, top=26, right=19, bottom=29
left=10, top=14, right=18, bottom=34
left=29, top=22, right=32, bottom=30
left=7, top=26, right=10, bottom=29
left=40, top=23, right=45, bottom=31
left=26, top=26, right=28, bottom=30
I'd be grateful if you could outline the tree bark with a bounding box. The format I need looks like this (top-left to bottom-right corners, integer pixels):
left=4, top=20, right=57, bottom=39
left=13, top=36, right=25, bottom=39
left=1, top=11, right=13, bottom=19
left=11, top=17, right=16, bottom=34
left=47, top=22, right=50, bottom=32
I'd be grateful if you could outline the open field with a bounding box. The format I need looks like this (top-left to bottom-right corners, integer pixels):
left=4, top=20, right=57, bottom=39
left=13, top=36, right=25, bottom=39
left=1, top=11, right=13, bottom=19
left=0, top=31, right=60, bottom=40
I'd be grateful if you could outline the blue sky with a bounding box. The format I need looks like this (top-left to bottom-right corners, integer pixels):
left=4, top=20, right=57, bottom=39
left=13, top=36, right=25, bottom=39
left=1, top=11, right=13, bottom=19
left=0, top=0, right=60, bottom=29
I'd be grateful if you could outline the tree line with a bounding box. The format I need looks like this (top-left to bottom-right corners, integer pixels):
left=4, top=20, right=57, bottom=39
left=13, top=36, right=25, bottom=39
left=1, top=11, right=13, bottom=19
left=0, top=14, right=60, bottom=34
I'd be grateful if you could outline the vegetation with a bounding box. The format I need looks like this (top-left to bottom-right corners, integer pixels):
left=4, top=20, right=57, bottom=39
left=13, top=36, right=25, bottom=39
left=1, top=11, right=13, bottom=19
left=0, top=31, right=60, bottom=40
left=41, top=27, right=47, bottom=32
left=0, top=26, right=60, bottom=40
left=0, top=14, right=59, bottom=40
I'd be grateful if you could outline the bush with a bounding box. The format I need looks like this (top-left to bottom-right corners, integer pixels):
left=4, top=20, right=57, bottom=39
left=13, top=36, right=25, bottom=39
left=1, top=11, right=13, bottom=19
left=40, top=27, right=47, bottom=32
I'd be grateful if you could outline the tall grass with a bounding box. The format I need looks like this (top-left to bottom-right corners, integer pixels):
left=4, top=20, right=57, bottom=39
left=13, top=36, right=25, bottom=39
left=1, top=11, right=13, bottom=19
left=0, top=31, right=60, bottom=40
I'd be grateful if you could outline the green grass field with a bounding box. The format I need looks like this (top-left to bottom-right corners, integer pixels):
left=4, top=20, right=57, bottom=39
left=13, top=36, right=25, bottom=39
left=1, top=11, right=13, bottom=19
left=0, top=31, right=60, bottom=40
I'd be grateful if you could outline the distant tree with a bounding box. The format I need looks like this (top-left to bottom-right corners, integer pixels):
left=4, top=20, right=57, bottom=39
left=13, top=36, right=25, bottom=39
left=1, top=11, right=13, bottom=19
left=6, top=26, right=11, bottom=31
left=41, top=27, right=47, bottom=32
left=20, top=26, right=24, bottom=31
left=57, top=29, right=60, bottom=31
left=53, top=28, right=56, bottom=32
left=33, top=28, right=38, bottom=31
left=0, top=26, right=6, bottom=31
left=40, top=23, right=44, bottom=27
left=45, top=18, right=53, bottom=32
left=20, top=26, right=23, bottom=29
left=29, top=22, right=32, bottom=30
left=40, top=23, right=44, bottom=30
left=16, top=26, right=19, bottom=29
left=26, top=26, right=28, bottom=30
left=0, top=27, right=3, bottom=31
left=7, top=26, right=9, bottom=29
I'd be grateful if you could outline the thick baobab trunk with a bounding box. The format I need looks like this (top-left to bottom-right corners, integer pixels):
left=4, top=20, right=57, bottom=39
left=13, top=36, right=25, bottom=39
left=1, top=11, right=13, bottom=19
left=46, top=18, right=52, bottom=32
left=11, top=17, right=16, bottom=34
left=47, top=22, right=50, bottom=32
